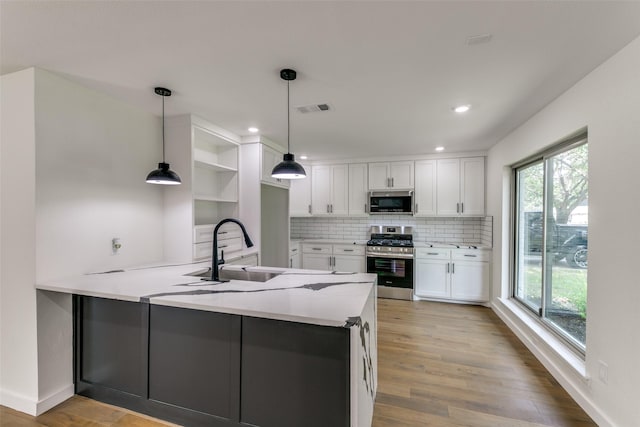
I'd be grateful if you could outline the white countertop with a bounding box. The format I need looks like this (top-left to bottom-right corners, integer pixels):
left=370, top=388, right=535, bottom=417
left=297, top=239, right=368, bottom=245
left=414, top=242, right=491, bottom=249
left=36, top=262, right=377, bottom=328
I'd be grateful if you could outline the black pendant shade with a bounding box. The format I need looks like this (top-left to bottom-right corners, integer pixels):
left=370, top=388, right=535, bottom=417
left=271, top=69, right=307, bottom=180
left=146, top=87, right=181, bottom=185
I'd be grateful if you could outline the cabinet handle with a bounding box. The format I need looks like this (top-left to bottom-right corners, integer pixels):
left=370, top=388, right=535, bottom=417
left=218, top=231, right=228, bottom=235
left=308, top=205, right=312, bottom=214
left=456, top=203, right=460, bottom=213
left=290, top=259, right=293, bottom=268
left=464, top=254, right=477, bottom=257
left=330, top=204, right=333, bottom=213
left=447, top=263, right=450, bottom=273
left=392, top=177, right=395, bottom=187
left=312, top=247, right=322, bottom=251
left=387, top=177, right=390, bottom=187
left=415, top=203, right=419, bottom=214
left=343, top=249, right=354, bottom=252
left=327, top=204, right=330, bottom=213
left=452, top=263, right=455, bottom=274
left=219, top=244, right=228, bottom=248
left=427, top=252, right=439, bottom=255
left=291, top=248, right=298, bottom=252
left=461, top=203, right=464, bottom=213
left=365, top=203, right=368, bottom=213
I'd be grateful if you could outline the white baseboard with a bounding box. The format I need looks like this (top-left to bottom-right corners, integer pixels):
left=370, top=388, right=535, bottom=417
left=492, top=298, right=615, bottom=427
left=36, top=384, right=74, bottom=415
left=1, top=384, right=73, bottom=416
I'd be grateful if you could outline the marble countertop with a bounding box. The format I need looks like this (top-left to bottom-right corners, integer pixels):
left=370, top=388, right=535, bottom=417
left=36, top=262, right=377, bottom=328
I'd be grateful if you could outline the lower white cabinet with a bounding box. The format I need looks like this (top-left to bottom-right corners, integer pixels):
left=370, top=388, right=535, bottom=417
left=289, top=242, right=301, bottom=269
left=414, top=248, right=490, bottom=302
left=302, top=243, right=365, bottom=273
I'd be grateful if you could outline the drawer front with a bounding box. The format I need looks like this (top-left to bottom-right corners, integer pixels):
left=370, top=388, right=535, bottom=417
left=193, top=237, right=243, bottom=260
left=302, top=243, right=332, bottom=255
left=332, top=244, right=365, bottom=256
left=194, top=224, right=215, bottom=243
left=194, top=223, right=242, bottom=244
left=452, top=249, right=491, bottom=262
left=416, top=248, right=451, bottom=260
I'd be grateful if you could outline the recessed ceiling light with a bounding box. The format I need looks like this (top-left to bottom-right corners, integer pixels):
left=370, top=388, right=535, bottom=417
left=435, top=146, right=445, bottom=152
left=453, top=105, right=471, bottom=113
left=248, top=127, right=259, bottom=133
left=299, top=155, right=308, bottom=160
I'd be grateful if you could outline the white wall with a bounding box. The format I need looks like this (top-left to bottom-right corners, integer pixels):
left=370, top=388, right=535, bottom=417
left=0, top=68, right=165, bottom=414
left=0, top=68, right=39, bottom=414
left=487, top=36, right=640, bottom=426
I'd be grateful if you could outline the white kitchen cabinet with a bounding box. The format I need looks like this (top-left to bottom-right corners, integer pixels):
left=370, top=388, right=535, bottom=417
left=311, top=165, right=348, bottom=215
left=368, top=161, right=414, bottom=190
left=302, top=243, right=365, bottom=272
left=260, top=144, right=290, bottom=189
left=414, top=248, right=490, bottom=303
left=289, top=241, right=301, bottom=269
left=414, top=160, right=436, bottom=216
left=348, top=163, right=368, bottom=216
left=436, top=157, right=485, bottom=216
left=163, top=115, right=241, bottom=262
left=289, top=163, right=311, bottom=216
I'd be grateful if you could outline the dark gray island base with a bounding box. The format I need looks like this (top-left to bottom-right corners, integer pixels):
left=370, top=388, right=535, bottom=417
left=74, top=295, right=354, bottom=427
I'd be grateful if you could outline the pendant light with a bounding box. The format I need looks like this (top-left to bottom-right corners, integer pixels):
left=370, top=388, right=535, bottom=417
left=146, top=87, right=182, bottom=185
left=271, top=69, right=307, bottom=179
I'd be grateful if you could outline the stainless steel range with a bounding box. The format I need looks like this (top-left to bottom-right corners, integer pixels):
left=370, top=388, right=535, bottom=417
left=366, top=225, right=414, bottom=300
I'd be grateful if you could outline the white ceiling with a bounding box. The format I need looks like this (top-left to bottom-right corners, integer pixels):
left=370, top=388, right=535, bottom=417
left=2, top=1, right=640, bottom=161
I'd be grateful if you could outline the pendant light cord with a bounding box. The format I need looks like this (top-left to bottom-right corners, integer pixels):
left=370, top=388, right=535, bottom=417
left=287, top=80, right=291, bottom=154
left=162, top=94, right=166, bottom=163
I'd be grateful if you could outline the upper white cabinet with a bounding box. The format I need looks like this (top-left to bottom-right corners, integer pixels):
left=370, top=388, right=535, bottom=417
left=289, top=163, right=311, bottom=216
left=260, top=145, right=290, bottom=189
left=348, top=163, right=368, bottom=216
left=436, top=157, right=485, bottom=216
left=414, top=160, right=436, bottom=216
left=164, top=115, right=241, bottom=262
left=368, top=161, right=414, bottom=190
left=311, top=165, right=349, bottom=215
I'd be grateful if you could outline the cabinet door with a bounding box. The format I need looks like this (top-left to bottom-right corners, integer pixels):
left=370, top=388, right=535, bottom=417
left=290, top=163, right=312, bottom=216
left=289, top=252, right=301, bottom=269
left=303, top=253, right=332, bottom=271
left=460, top=157, right=485, bottom=216
left=368, top=163, right=390, bottom=190
left=389, top=161, right=414, bottom=189
left=414, top=160, right=436, bottom=216
left=311, top=166, right=332, bottom=214
left=333, top=255, right=365, bottom=273
left=261, top=145, right=289, bottom=188
left=414, top=259, right=450, bottom=299
left=450, top=261, right=489, bottom=301
left=436, top=159, right=461, bottom=215
left=330, top=165, right=349, bottom=215
left=348, top=163, right=368, bottom=215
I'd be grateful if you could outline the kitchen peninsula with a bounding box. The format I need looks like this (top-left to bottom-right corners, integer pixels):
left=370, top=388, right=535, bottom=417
left=36, top=262, right=378, bottom=427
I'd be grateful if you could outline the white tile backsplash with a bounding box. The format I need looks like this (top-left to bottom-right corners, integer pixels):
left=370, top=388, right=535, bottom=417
left=291, top=216, right=493, bottom=247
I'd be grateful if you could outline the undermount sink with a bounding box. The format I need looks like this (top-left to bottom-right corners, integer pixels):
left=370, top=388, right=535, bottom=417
left=185, top=268, right=283, bottom=283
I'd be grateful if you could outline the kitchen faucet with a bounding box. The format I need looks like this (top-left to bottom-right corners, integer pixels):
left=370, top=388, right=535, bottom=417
left=211, top=218, right=254, bottom=282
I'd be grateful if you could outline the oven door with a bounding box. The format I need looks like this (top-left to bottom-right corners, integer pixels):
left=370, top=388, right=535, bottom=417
left=367, top=254, right=414, bottom=299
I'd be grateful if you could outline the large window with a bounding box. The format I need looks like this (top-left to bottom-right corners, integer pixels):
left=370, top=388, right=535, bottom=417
left=513, top=135, right=588, bottom=351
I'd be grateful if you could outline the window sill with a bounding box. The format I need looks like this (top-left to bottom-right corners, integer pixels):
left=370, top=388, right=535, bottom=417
left=495, top=297, right=587, bottom=380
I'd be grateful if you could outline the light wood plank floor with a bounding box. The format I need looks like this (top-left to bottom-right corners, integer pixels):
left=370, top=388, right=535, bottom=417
left=1, top=299, right=596, bottom=426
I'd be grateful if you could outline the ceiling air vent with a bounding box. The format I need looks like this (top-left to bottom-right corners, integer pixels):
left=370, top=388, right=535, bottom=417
left=296, top=103, right=331, bottom=113
left=466, top=33, right=493, bottom=46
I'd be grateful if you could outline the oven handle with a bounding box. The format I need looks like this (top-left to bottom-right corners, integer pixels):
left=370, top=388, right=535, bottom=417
left=366, top=253, right=414, bottom=260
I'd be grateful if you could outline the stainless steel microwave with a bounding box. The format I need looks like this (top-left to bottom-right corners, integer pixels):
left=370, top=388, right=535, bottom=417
left=369, top=191, right=414, bottom=214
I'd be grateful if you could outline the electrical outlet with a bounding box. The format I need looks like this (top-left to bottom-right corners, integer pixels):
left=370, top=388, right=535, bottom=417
left=112, top=237, right=122, bottom=255
left=598, top=360, right=608, bottom=384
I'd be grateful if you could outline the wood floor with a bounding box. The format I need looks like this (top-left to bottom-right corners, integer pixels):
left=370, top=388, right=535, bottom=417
left=1, top=299, right=596, bottom=427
